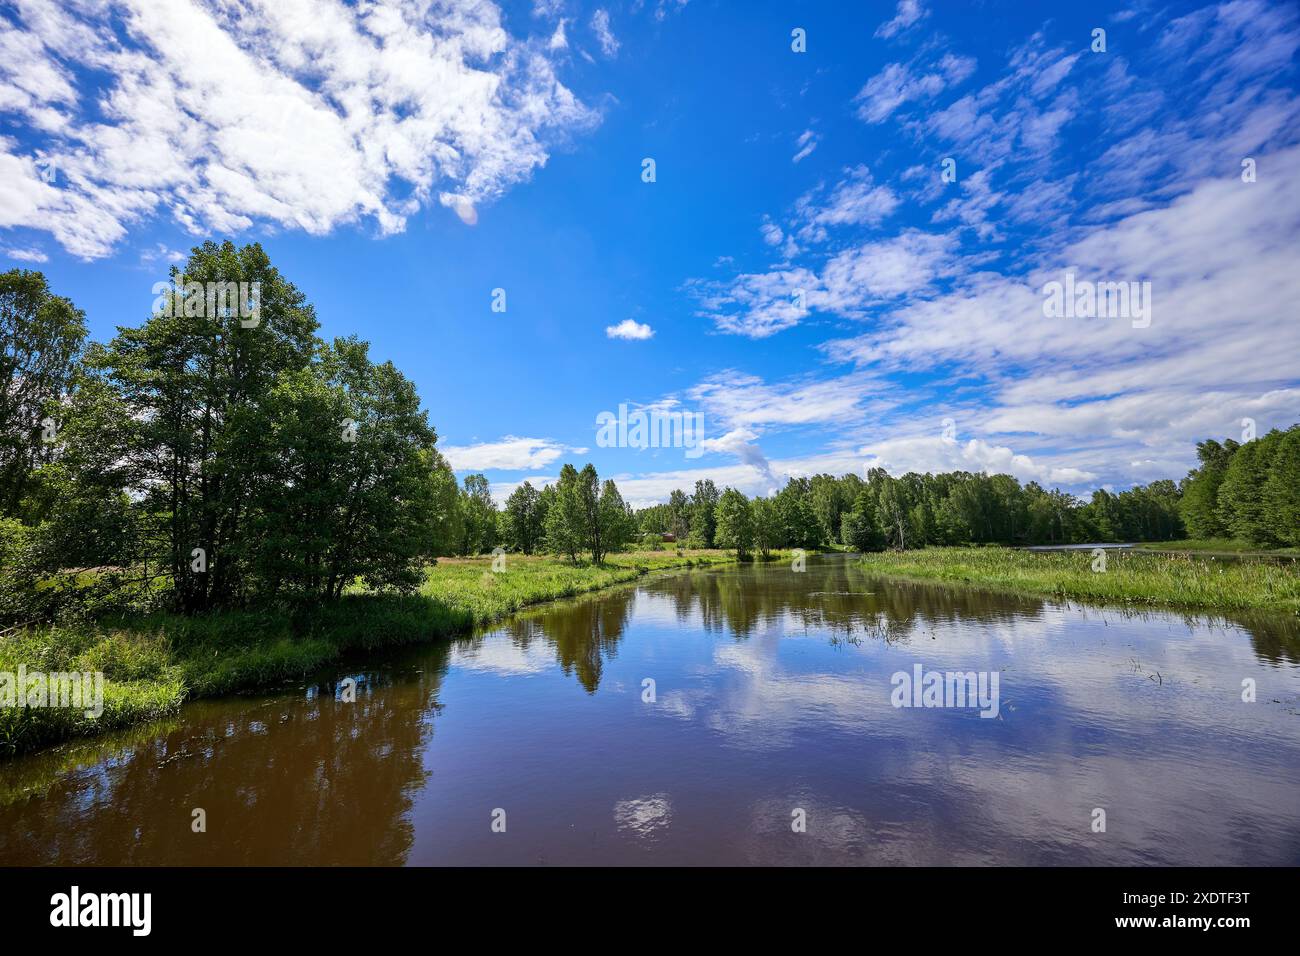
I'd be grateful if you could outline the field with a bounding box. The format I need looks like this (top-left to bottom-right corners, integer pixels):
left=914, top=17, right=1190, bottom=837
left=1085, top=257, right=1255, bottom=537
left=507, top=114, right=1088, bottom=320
left=858, top=546, right=1300, bottom=613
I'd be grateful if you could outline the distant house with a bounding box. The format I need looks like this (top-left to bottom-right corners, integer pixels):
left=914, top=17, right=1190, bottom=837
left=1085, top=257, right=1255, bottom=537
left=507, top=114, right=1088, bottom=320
left=640, top=531, right=676, bottom=542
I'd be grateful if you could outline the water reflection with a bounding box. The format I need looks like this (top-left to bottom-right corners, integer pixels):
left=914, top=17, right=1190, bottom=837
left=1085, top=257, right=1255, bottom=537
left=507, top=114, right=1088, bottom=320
left=1, top=555, right=1297, bottom=866
left=0, top=645, right=451, bottom=865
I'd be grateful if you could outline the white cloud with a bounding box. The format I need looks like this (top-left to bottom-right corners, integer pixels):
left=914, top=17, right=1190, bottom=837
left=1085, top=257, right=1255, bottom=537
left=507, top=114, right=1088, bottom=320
left=859, top=434, right=1097, bottom=485
left=874, top=0, right=928, bottom=40
left=792, top=128, right=819, bottom=163
left=0, top=0, right=599, bottom=259
left=759, top=218, right=784, bottom=246
left=794, top=165, right=901, bottom=241
left=687, top=371, right=886, bottom=430
left=441, top=437, right=568, bottom=472
left=690, top=230, right=957, bottom=338
left=2, top=246, right=48, bottom=263
left=591, top=9, right=619, bottom=57
left=606, top=318, right=654, bottom=340
left=855, top=55, right=976, bottom=123
left=548, top=18, right=568, bottom=50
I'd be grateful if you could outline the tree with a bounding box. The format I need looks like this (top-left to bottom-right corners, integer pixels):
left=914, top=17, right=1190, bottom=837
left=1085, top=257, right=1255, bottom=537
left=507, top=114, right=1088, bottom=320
left=245, top=338, right=443, bottom=598
left=840, top=489, right=885, bottom=552
left=774, top=478, right=819, bottom=548
left=714, top=487, right=753, bottom=558
left=87, top=241, right=320, bottom=611
left=0, top=270, right=87, bottom=518
left=688, top=479, right=720, bottom=547
left=1180, top=439, right=1236, bottom=539
left=667, top=488, right=691, bottom=540
left=503, top=481, right=544, bottom=554
left=1263, top=427, right=1300, bottom=546
left=1216, top=436, right=1278, bottom=545
left=574, top=464, right=603, bottom=561
left=458, top=473, right=498, bottom=555
left=876, top=475, right=911, bottom=550
left=810, top=474, right=843, bottom=546
left=544, top=464, right=584, bottom=562
left=751, top=496, right=778, bottom=558
left=596, top=479, right=634, bottom=559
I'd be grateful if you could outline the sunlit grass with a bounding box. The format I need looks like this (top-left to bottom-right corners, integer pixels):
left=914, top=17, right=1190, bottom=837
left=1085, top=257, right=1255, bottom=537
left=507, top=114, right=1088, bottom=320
left=859, top=546, right=1300, bottom=612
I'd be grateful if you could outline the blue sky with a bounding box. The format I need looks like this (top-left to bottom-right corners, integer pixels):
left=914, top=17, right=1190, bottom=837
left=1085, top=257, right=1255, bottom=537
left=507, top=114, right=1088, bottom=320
left=2, top=0, right=1298, bottom=506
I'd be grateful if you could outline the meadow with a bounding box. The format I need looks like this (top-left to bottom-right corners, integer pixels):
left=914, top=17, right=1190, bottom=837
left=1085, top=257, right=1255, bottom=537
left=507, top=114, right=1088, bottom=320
left=858, top=546, right=1300, bottom=613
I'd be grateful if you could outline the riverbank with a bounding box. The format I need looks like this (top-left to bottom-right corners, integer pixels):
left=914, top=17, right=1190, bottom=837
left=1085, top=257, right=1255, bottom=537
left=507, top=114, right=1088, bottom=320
left=858, top=546, right=1300, bottom=613
left=1133, top=538, right=1300, bottom=558
left=0, top=549, right=762, bottom=758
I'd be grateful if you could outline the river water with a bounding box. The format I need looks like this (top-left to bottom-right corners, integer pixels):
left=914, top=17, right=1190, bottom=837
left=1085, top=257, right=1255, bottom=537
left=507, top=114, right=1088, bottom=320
left=2, top=554, right=1297, bottom=865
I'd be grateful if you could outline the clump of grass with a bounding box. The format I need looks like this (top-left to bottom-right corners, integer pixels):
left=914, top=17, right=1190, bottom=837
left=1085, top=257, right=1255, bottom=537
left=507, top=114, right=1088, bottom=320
left=0, top=624, right=184, bottom=757
left=858, top=546, right=1300, bottom=612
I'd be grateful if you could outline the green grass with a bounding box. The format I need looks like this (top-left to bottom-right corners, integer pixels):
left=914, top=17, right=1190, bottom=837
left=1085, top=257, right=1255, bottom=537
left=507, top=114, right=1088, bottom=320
left=1133, top=538, right=1300, bottom=556
left=0, top=549, right=756, bottom=758
left=858, top=546, right=1300, bottom=613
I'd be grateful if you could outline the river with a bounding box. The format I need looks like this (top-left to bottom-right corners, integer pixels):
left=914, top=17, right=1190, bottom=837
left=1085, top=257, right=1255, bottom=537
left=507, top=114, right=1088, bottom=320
left=1, top=554, right=1297, bottom=865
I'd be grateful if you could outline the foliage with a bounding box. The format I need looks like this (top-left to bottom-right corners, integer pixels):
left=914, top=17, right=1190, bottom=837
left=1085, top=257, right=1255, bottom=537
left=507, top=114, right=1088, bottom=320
left=713, top=487, right=753, bottom=557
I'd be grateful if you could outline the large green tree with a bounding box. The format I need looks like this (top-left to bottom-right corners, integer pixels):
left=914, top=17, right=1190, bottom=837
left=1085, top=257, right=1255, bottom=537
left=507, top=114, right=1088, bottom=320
left=503, top=480, right=544, bottom=555
left=714, top=487, right=753, bottom=558
left=0, top=270, right=87, bottom=519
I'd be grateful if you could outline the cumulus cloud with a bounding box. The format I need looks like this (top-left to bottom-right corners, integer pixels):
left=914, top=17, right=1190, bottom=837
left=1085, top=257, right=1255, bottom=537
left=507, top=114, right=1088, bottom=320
left=606, top=318, right=654, bottom=340
left=0, top=0, right=599, bottom=259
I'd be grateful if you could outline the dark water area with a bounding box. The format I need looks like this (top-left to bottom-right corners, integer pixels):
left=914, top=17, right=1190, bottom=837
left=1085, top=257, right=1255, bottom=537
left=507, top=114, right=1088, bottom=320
left=2, top=555, right=1298, bottom=866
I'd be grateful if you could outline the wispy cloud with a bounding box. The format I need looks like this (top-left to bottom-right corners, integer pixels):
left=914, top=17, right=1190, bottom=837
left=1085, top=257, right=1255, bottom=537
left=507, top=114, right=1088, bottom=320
left=591, top=9, right=620, bottom=57
left=874, top=0, right=928, bottom=40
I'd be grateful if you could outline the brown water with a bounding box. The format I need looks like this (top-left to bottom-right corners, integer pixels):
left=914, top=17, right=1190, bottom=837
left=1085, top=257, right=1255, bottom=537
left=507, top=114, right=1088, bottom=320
left=2, top=554, right=1298, bottom=866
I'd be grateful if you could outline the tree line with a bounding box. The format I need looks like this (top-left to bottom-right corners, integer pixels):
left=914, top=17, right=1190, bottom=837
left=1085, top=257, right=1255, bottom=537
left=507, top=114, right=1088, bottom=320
left=0, top=246, right=646, bottom=624
left=458, top=465, right=636, bottom=563
left=1178, top=429, right=1300, bottom=547
left=631, top=436, right=1298, bottom=555
left=3, top=243, right=1296, bottom=627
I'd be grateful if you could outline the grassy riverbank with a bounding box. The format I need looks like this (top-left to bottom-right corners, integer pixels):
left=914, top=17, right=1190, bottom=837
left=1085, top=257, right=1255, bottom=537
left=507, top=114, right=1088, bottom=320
left=858, top=546, right=1300, bottom=613
left=1133, top=538, right=1300, bottom=557
left=0, top=549, right=753, bottom=758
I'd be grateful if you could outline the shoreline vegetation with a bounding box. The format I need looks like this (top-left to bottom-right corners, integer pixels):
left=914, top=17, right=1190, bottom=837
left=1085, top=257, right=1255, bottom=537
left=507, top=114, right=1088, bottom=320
left=858, top=546, right=1300, bottom=614
left=1132, top=538, right=1300, bottom=558
left=0, top=549, right=775, bottom=760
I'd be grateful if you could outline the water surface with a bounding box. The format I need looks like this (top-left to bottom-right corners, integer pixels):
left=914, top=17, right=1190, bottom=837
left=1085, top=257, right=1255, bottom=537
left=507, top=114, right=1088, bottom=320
left=2, top=555, right=1298, bottom=866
